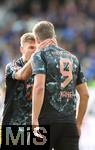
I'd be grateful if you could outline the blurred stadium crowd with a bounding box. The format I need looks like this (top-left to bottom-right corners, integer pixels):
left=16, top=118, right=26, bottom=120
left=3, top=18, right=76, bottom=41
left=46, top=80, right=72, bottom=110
left=0, top=0, right=95, bottom=85
left=0, top=0, right=95, bottom=149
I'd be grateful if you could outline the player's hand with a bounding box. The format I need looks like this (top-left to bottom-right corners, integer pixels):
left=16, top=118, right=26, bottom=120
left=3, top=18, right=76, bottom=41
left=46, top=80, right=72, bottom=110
left=33, top=127, right=43, bottom=139
left=77, top=124, right=81, bottom=137
left=32, top=120, right=43, bottom=139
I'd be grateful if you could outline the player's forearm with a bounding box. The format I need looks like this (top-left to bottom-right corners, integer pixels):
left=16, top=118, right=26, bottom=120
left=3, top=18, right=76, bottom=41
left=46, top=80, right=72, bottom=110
left=32, top=85, right=45, bottom=124
left=14, top=68, right=31, bottom=80
left=14, top=69, right=24, bottom=80
left=14, top=60, right=32, bottom=80
left=77, top=95, right=89, bottom=126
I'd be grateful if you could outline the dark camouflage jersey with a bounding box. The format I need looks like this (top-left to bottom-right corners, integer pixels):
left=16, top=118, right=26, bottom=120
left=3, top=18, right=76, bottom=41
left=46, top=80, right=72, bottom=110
left=31, top=45, right=87, bottom=123
left=2, top=57, right=33, bottom=125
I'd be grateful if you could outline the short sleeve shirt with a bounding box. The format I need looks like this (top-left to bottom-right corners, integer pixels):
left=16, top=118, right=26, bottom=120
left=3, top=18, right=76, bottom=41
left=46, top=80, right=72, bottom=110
left=2, top=57, right=33, bottom=125
left=31, top=45, right=87, bottom=123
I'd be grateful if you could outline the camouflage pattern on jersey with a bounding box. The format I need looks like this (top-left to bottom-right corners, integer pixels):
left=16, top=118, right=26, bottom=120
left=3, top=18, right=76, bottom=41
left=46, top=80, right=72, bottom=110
left=31, top=45, right=86, bottom=119
left=4, top=58, right=33, bottom=125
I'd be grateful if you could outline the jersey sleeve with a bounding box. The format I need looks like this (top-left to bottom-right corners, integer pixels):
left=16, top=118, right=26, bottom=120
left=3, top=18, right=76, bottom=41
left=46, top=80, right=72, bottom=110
left=76, top=62, right=87, bottom=85
left=5, top=61, right=21, bottom=79
left=5, top=63, right=14, bottom=79
left=31, top=51, right=46, bottom=75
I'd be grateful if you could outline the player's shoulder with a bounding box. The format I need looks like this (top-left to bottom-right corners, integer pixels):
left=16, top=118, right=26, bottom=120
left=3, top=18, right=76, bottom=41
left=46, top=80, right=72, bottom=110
left=63, top=48, right=79, bottom=63
left=31, top=50, right=42, bottom=61
left=5, top=57, right=21, bottom=71
left=5, top=62, right=14, bottom=70
left=5, top=62, right=14, bottom=75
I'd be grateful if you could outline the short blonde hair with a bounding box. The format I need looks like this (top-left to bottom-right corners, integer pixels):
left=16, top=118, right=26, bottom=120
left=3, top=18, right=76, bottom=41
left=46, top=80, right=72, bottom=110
left=33, top=21, right=56, bottom=40
left=20, top=32, right=35, bottom=47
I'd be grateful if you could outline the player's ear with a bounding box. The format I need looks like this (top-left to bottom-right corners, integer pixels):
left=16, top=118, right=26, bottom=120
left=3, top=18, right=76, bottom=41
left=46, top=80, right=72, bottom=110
left=20, top=46, right=23, bottom=54
left=36, top=36, right=41, bottom=44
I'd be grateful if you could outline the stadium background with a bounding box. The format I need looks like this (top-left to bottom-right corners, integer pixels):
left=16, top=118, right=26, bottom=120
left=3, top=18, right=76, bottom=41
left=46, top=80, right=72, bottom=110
left=0, top=0, right=95, bottom=149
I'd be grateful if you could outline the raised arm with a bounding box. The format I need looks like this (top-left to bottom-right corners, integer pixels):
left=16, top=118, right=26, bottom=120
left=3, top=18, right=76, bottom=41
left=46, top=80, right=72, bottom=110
left=13, top=59, right=32, bottom=80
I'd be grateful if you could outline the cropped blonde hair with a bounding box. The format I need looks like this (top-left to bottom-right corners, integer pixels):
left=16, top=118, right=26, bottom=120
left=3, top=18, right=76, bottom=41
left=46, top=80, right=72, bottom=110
left=20, top=32, right=35, bottom=47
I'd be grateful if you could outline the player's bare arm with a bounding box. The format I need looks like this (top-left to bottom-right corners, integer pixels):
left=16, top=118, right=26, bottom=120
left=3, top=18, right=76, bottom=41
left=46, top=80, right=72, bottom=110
left=76, top=82, right=89, bottom=129
left=14, top=59, right=32, bottom=80
left=32, top=74, right=46, bottom=127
